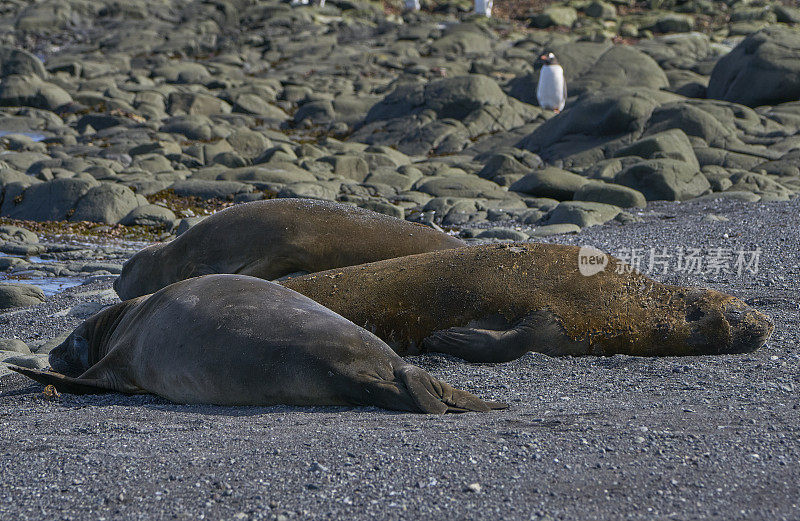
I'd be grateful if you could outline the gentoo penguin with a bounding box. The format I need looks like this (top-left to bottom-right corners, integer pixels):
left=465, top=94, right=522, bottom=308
left=475, top=0, right=493, bottom=17
left=536, top=52, right=567, bottom=113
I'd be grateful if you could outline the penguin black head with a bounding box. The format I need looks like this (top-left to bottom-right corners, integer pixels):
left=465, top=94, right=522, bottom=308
left=539, top=52, right=559, bottom=66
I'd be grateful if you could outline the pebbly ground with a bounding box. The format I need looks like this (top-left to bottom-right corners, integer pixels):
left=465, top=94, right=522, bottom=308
left=1, top=197, right=799, bottom=521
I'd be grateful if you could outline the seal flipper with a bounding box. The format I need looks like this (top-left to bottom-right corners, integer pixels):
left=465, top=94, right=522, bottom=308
left=396, top=365, right=507, bottom=414
left=178, top=262, right=217, bottom=280
left=8, top=366, right=116, bottom=395
left=422, top=310, right=589, bottom=362
left=356, top=365, right=506, bottom=413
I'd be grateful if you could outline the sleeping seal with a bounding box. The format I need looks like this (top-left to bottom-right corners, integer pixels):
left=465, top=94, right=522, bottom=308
left=114, top=199, right=465, bottom=300
left=11, top=275, right=504, bottom=413
left=281, top=243, right=774, bottom=362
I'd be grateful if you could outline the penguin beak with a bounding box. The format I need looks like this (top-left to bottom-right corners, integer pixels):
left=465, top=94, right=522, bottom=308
left=539, top=54, right=547, bottom=61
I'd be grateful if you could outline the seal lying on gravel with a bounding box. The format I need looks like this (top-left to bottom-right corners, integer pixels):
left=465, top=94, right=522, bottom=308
left=11, top=275, right=504, bottom=413
left=281, top=243, right=774, bottom=362
left=114, top=199, right=465, bottom=300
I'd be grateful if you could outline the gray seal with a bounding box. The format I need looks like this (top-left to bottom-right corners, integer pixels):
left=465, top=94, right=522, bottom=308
left=11, top=275, right=504, bottom=414
left=114, top=198, right=465, bottom=300
left=282, top=243, right=774, bottom=362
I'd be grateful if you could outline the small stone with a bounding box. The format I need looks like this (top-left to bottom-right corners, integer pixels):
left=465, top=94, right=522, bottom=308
left=634, top=436, right=646, bottom=444
left=465, top=483, right=481, bottom=493
left=308, top=462, right=329, bottom=473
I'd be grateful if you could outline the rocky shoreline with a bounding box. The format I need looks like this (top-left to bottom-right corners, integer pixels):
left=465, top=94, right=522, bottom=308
left=1, top=0, right=799, bottom=518
left=0, top=0, right=798, bottom=240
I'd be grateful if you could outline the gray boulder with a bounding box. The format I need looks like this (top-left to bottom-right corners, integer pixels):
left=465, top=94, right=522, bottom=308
left=415, top=176, right=507, bottom=199
left=727, top=172, right=791, bottom=200
left=356, top=75, right=538, bottom=155
left=0, top=338, right=31, bottom=354
left=612, top=128, right=699, bottom=169
left=0, top=74, right=71, bottom=110
left=226, top=129, right=270, bottom=160
left=509, top=168, right=588, bottom=200
left=542, top=201, right=622, bottom=228
left=70, top=183, right=140, bottom=224
left=530, top=6, right=578, bottom=28
left=476, top=228, right=529, bottom=241
left=319, top=155, right=369, bottom=183
left=518, top=88, right=679, bottom=163
left=708, top=26, right=800, bottom=107
left=0, top=46, right=46, bottom=78
left=574, top=181, right=647, bottom=208
left=569, top=46, right=669, bottom=98
left=277, top=182, right=338, bottom=201
left=0, top=225, right=38, bottom=243
left=0, top=283, right=45, bottom=310
left=528, top=223, right=581, bottom=237
left=614, top=159, right=711, bottom=201
left=121, top=204, right=177, bottom=228
left=2, top=178, right=98, bottom=221
left=0, top=352, right=48, bottom=370
left=644, top=102, right=741, bottom=149
left=357, top=200, right=404, bottom=219
left=428, top=25, right=493, bottom=55
left=170, top=179, right=253, bottom=200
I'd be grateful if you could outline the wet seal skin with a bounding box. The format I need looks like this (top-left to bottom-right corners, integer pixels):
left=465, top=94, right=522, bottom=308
left=282, top=243, right=774, bottom=362
left=11, top=275, right=505, bottom=414
left=114, top=198, right=466, bottom=300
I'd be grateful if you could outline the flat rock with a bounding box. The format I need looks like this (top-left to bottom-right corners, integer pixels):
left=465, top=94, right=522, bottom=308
left=170, top=179, right=253, bottom=200
left=509, top=168, right=588, bottom=200
left=542, top=201, right=622, bottom=228
left=574, top=181, right=647, bottom=208
left=0, top=283, right=45, bottom=310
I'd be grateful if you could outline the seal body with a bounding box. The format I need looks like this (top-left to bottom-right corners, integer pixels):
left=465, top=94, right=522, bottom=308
left=114, top=198, right=465, bottom=300
left=11, top=275, right=504, bottom=413
left=537, top=53, right=566, bottom=112
left=282, top=243, right=773, bottom=362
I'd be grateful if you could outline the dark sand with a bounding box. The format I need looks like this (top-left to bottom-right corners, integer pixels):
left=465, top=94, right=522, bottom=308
left=1, top=198, right=798, bottom=521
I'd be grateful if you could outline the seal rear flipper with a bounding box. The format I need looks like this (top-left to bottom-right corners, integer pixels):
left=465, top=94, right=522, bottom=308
left=396, top=365, right=507, bottom=414
left=8, top=366, right=117, bottom=395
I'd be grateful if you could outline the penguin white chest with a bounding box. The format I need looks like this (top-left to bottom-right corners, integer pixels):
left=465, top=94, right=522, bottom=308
left=536, top=65, right=566, bottom=112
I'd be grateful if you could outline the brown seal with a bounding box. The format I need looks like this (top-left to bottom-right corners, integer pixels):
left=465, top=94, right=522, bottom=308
left=114, top=198, right=465, bottom=300
left=281, top=243, right=774, bottom=362
left=11, top=275, right=505, bottom=413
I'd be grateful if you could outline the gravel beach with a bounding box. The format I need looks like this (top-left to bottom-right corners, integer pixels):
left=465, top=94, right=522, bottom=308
left=1, top=0, right=800, bottom=518
left=1, top=197, right=798, bottom=521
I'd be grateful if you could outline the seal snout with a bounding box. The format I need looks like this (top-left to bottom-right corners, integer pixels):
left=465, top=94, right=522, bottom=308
left=723, top=301, right=774, bottom=354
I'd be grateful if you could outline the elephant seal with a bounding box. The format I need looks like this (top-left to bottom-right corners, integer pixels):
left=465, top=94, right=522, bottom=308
left=281, top=243, right=774, bottom=362
left=10, top=275, right=504, bottom=413
left=114, top=198, right=465, bottom=300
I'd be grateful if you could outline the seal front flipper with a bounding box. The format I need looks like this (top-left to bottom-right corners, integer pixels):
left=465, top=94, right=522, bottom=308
left=178, top=262, right=217, bottom=280
left=8, top=366, right=117, bottom=395
left=421, top=311, right=589, bottom=362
